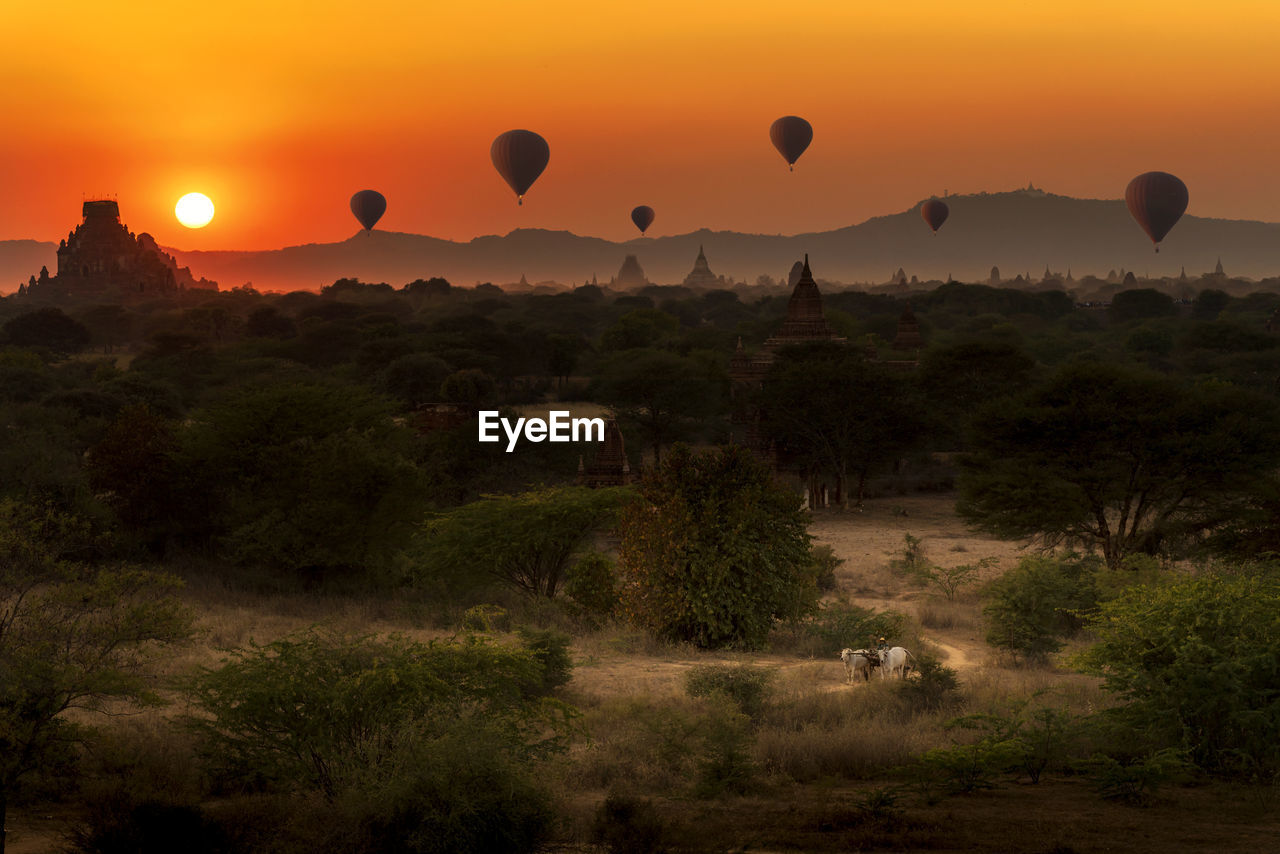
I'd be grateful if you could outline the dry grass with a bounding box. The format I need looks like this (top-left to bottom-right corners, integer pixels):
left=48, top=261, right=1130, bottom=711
left=15, top=493, right=1273, bottom=854
left=915, top=597, right=980, bottom=631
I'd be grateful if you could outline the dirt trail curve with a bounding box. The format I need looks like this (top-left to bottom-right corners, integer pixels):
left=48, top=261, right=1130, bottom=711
left=807, top=494, right=1026, bottom=676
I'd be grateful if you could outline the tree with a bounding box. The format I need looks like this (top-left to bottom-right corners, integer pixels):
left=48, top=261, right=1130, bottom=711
left=983, top=554, right=1099, bottom=660
left=0, top=502, right=194, bottom=854
left=174, top=380, right=425, bottom=576
left=189, top=630, right=571, bottom=796
left=599, top=308, right=679, bottom=352
left=761, top=342, right=928, bottom=507
left=958, top=364, right=1280, bottom=567
left=412, top=486, right=634, bottom=597
left=1192, top=288, right=1231, bottom=320
left=189, top=630, right=570, bottom=853
left=85, top=405, right=178, bottom=550
left=593, top=349, right=726, bottom=465
left=381, top=353, right=452, bottom=409
left=546, top=333, right=583, bottom=389
left=75, top=304, right=134, bottom=354
left=245, top=305, right=296, bottom=338
left=2, top=307, right=91, bottom=356
left=1075, top=571, right=1280, bottom=777
left=919, top=339, right=1036, bottom=447
left=617, top=445, right=817, bottom=649
left=1108, top=288, right=1177, bottom=324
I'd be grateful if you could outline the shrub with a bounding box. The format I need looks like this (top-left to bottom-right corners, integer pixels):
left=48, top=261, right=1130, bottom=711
left=336, top=721, right=555, bottom=854
left=461, top=603, right=511, bottom=632
left=1078, top=748, right=1193, bottom=806
left=517, top=628, right=574, bottom=695
left=911, top=716, right=1021, bottom=795
left=895, top=656, right=960, bottom=715
left=1074, top=572, right=1280, bottom=776
left=809, top=543, right=843, bottom=592
left=918, top=557, right=995, bottom=601
left=694, top=701, right=758, bottom=798
left=188, top=631, right=575, bottom=797
left=781, top=602, right=908, bottom=658
left=592, top=792, right=668, bottom=854
left=983, top=554, right=1100, bottom=661
left=68, top=799, right=235, bottom=854
left=685, top=665, right=773, bottom=722
left=617, top=445, right=816, bottom=649
left=564, top=551, right=620, bottom=619
left=889, top=533, right=930, bottom=580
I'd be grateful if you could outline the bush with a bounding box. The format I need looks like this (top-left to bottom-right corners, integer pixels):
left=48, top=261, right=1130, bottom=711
left=780, top=602, right=908, bottom=658
left=460, top=603, right=511, bottom=632
left=917, top=557, right=995, bottom=601
left=694, top=701, right=758, bottom=798
left=592, top=792, right=668, bottom=854
left=983, top=554, right=1100, bottom=661
left=617, top=445, right=816, bottom=649
left=1078, top=748, right=1193, bottom=806
left=518, top=628, right=574, bottom=695
left=68, top=799, right=235, bottom=854
left=564, top=551, right=620, bottom=619
left=889, top=533, right=930, bottom=579
left=188, top=631, right=575, bottom=797
left=336, top=722, right=555, bottom=854
left=1074, top=572, right=1280, bottom=776
left=895, top=656, right=960, bottom=715
left=809, top=543, right=843, bottom=592
left=685, top=665, right=773, bottom=722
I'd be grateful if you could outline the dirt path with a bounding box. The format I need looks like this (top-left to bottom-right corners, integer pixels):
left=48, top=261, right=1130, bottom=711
left=806, top=493, right=1026, bottom=673
left=569, top=494, right=1024, bottom=698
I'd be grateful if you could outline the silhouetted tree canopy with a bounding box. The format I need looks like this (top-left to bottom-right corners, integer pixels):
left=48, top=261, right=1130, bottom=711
left=3, top=307, right=91, bottom=355
left=958, top=363, right=1280, bottom=566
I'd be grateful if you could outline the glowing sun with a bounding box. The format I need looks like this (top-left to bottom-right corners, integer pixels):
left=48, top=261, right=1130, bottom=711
left=175, top=192, right=215, bottom=228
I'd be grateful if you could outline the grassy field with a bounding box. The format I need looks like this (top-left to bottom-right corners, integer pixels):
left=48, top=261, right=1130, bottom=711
left=9, top=493, right=1279, bottom=853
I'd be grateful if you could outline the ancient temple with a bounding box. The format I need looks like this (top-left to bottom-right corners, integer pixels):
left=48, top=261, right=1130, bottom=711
left=576, top=418, right=637, bottom=487
left=892, top=301, right=924, bottom=351
left=23, top=200, right=216, bottom=301
left=729, top=255, right=847, bottom=453
left=610, top=255, right=649, bottom=289
left=682, top=245, right=726, bottom=288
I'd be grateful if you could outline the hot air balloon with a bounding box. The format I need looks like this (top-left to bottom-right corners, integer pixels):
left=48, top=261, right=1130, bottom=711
left=491, top=130, right=550, bottom=205
left=631, top=205, right=655, bottom=235
left=921, top=199, right=949, bottom=234
left=349, top=190, right=386, bottom=231
left=1125, top=172, right=1188, bottom=252
left=769, top=116, right=813, bottom=170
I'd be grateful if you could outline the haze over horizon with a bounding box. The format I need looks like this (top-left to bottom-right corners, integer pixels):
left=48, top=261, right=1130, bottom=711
left=3, top=1, right=1279, bottom=253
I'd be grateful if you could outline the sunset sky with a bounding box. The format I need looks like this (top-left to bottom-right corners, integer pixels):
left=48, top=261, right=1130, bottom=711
left=2, top=1, right=1278, bottom=251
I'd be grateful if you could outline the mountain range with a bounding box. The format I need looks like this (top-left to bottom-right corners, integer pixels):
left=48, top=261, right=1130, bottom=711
left=5, top=188, right=1280, bottom=295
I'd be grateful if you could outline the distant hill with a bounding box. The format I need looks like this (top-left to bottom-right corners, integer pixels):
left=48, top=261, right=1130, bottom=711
left=0, top=240, right=58, bottom=293
left=7, top=189, right=1280, bottom=295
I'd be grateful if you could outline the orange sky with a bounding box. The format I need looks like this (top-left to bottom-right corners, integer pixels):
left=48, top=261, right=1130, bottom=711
left=2, top=1, right=1279, bottom=250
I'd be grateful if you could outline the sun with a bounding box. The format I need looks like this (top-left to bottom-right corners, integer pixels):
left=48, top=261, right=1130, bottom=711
left=175, top=192, right=215, bottom=228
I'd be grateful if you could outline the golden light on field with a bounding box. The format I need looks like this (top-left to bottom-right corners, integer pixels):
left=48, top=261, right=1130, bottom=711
left=175, top=192, right=215, bottom=228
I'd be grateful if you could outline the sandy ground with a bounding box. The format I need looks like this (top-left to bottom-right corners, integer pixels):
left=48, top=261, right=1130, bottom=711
left=808, top=492, right=1029, bottom=670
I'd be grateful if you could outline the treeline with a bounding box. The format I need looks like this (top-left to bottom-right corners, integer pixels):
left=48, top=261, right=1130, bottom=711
left=1, top=276, right=1280, bottom=576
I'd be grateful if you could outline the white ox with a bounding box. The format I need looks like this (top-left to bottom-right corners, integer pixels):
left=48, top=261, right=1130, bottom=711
left=839, top=648, right=875, bottom=683
left=878, top=646, right=914, bottom=679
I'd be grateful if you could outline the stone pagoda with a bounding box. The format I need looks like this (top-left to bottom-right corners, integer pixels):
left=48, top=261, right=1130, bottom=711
left=682, top=245, right=726, bottom=288
left=892, top=301, right=924, bottom=351
left=576, top=418, right=637, bottom=488
left=729, top=255, right=846, bottom=454
left=20, top=199, right=216, bottom=301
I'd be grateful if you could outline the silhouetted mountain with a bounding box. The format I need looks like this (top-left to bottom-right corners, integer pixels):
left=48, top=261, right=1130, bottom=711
left=9, top=188, right=1280, bottom=295
left=1, top=240, right=60, bottom=293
